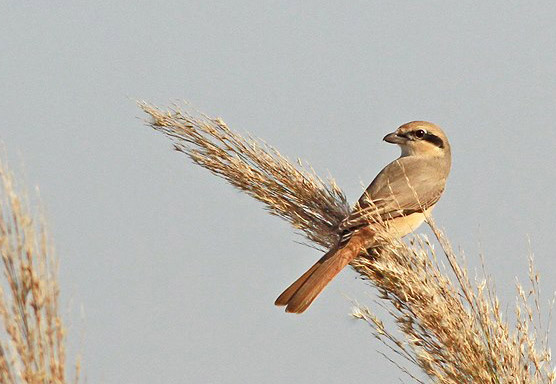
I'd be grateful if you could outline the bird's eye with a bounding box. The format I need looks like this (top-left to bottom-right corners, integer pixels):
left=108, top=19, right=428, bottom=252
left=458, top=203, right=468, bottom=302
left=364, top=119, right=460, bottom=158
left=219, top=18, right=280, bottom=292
left=414, top=129, right=426, bottom=139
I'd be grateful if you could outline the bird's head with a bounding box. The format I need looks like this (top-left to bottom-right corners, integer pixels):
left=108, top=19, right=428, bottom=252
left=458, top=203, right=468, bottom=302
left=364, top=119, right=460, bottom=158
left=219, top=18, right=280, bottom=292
left=383, top=121, right=450, bottom=158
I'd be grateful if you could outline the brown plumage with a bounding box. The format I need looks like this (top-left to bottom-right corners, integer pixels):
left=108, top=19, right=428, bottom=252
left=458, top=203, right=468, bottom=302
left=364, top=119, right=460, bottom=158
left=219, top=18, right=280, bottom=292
left=275, top=121, right=452, bottom=313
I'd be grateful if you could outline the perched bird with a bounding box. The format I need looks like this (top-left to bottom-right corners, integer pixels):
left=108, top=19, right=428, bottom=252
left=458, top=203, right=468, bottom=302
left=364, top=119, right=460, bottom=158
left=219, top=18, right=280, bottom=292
left=275, top=121, right=452, bottom=313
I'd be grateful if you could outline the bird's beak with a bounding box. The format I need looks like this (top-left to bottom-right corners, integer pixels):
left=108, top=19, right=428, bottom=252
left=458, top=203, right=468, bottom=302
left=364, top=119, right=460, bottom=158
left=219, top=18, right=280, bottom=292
left=383, top=132, right=406, bottom=144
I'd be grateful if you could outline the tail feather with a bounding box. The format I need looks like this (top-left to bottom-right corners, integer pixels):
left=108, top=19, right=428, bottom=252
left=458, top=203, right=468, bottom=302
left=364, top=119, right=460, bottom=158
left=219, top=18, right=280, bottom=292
left=275, top=249, right=336, bottom=306
left=275, top=237, right=364, bottom=314
left=284, top=248, right=355, bottom=313
left=274, top=261, right=322, bottom=306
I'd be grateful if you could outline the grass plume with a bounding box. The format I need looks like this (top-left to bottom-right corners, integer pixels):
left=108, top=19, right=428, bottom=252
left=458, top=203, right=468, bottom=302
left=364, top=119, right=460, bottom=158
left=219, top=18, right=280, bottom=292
left=0, top=158, right=79, bottom=384
left=140, top=101, right=554, bottom=383
left=139, top=102, right=348, bottom=249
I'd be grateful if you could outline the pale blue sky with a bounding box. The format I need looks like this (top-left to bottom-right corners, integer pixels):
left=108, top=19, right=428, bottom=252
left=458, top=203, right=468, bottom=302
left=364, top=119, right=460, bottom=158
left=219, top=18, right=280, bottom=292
left=3, top=2, right=556, bottom=383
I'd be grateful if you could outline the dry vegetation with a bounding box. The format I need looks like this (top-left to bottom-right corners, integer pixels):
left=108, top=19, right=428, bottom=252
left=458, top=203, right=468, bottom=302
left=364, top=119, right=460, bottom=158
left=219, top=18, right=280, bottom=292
left=0, top=159, right=78, bottom=384
left=140, top=101, right=555, bottom=383
left=2, top=101, right=551, bottom=383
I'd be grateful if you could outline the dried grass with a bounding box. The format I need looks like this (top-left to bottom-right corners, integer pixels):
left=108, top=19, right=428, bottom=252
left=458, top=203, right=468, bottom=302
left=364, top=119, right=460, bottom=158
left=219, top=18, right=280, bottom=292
left=139, top=101, right=555, bottom=383
left=139, top=102, right=349, bottom=249
left=0, top=159, right=79, bottom=384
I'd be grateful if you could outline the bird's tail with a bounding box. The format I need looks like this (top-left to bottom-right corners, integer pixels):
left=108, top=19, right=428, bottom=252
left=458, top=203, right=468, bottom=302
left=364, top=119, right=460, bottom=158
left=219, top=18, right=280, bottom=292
left=275, top=236, right=364, bottom=314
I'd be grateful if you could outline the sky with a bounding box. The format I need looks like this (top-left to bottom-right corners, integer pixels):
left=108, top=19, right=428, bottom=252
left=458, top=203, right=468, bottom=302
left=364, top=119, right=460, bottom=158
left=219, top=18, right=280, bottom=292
left=2, top=2, right=556, bottom=383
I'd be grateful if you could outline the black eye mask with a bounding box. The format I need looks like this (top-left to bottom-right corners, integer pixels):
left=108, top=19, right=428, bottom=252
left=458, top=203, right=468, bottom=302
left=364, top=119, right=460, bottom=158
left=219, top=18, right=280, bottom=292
left=398, top=131, right=445, bottom=148
left=422, top=133, right=445, bottom=148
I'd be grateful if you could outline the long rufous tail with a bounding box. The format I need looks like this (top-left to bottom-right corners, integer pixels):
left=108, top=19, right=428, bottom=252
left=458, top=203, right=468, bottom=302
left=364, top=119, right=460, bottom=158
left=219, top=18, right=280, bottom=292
left=275, top=235, right=365, bottom=313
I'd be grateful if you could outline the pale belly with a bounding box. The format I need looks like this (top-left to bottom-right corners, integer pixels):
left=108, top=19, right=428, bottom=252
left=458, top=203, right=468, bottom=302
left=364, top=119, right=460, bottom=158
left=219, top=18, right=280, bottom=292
left=383, top=210, right=429, bottom=238
left=358, top=207, right=432, bottom=249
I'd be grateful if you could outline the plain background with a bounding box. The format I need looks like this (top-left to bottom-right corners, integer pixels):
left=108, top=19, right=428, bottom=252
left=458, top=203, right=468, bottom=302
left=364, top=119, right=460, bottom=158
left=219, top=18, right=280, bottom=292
left=2, top=2, right=556, bottom=383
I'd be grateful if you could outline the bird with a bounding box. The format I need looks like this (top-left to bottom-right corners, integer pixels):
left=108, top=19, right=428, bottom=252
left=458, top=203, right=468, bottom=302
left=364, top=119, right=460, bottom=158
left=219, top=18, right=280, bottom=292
left=275, top=121, right=452, bottom=314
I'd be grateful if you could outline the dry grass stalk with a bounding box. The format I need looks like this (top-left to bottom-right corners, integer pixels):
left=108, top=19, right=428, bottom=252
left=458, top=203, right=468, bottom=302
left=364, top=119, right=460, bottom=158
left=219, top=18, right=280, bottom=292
left=0, top=159, right=79, bottom=384
left=139, top=102, right=554, bottom=383
left=139, top=102, right=349, bottom=249
left=352, top=225, right=554, bottom=383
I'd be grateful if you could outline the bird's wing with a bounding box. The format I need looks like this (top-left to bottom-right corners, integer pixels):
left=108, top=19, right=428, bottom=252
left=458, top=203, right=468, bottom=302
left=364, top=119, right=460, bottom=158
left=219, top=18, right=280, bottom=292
left=338, top=156, right=446, bottom=236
